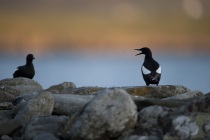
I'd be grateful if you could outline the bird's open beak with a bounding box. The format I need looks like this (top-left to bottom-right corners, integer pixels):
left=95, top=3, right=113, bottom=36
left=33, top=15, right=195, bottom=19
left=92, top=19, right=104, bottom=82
left=134, top=49, right=142, bottom=56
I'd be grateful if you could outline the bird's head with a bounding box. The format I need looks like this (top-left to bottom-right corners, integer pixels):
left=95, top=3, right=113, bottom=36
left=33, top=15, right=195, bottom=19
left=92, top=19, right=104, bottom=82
left=26, top=54, right=35, bottom=61
left=135, top=47, right=152, bottom=56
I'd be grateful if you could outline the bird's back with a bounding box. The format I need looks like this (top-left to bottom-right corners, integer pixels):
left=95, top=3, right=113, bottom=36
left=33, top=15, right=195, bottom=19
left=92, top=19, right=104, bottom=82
left=13, top=64, right=35, bottom=79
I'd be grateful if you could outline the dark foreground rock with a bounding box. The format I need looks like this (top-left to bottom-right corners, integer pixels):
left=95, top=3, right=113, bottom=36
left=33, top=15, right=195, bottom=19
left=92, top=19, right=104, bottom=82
left=0, top=79, right=209, bottom=140
left=0, top=91, right=54, bottom=135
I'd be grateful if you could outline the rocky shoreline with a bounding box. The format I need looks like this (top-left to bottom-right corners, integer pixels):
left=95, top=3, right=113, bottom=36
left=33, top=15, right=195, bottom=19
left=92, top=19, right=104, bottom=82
left=0, top=78, right=209, bottom=140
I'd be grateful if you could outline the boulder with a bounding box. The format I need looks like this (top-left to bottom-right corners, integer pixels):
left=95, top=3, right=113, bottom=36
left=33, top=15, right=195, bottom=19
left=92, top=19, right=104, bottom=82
left=0, top=102, right=13, bottom=110
left=15, top=91, right=54, bottom=123
left=1, top=135, right=13, bottom=140
left=0, top=92, right=15, bottom=103
left=177, top=95, right=210, bottom=113
left=128, top=135, right=160, bottom=140
left=0, top=91, right=54, bottom=135
left=0, top=78, right=43, bottom=96
left=60, top=86, right=104, bottom=95
left=122, top=85, right=190, bottom=98
left=164, top=113, right=210, bottom=140
left=12, top=93, right=37, bottom=105
left=137, top=105, right=170, bottom=129
left=162, top=90, right=204, bottom=100
left=24, top=115, right=69, bottom=140
left=33, top=133, right=59, bottom=140
left=53, top=94, right=94, bottom=116
left=45, top=82, right=76, bottom=94
left=64, top=89, right=137, bottom=140
left=133, top=97, right=190, bottom=111
left=0, top=110, right=13, bottom=121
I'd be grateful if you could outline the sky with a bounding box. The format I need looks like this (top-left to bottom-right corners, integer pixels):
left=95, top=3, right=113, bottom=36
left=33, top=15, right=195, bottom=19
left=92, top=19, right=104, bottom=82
left=0, top=0, right=210, bottom=55
left=0, top=0, right=210, bottom=93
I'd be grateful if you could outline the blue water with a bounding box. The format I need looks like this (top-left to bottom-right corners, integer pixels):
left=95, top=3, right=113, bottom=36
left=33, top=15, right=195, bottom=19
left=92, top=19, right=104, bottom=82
left=1, top=52, right=210, bottom=93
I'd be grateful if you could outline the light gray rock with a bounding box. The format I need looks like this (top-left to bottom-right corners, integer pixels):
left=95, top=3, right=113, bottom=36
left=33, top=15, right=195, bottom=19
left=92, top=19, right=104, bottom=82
left=137, top=105, right=170, bottom=129
left=0, top=91, right=54, bottom=135
left=0, top=78, right=43, bottom=96
left=45, top=82, right=76, bottom=94
left=24, top=115, right=68, bottom=140
left=162, top=90, right=204, bottom=100
left=64, top=89, right=137, bottom=140
left=173, top=115, right=199, bottom=139
left=53, top=94, right=94, bottom=116
left=15, top=91, right=54, bottom=123
left=33, top=133, right=59, bottom=140
left=164, top=113, right=210, bottom=140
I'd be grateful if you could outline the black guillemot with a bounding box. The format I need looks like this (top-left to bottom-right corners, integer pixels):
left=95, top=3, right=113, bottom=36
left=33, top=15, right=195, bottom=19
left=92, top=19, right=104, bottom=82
left=135, top=47, right=161, bottom=86
left=13, top=54, right=35, bottom=79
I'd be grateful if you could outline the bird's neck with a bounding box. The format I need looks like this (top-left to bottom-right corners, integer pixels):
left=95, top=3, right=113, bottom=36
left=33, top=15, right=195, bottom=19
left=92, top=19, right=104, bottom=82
left=145, top=52, right=153, bottom=60
left=26, top=61, right=33, bottom=66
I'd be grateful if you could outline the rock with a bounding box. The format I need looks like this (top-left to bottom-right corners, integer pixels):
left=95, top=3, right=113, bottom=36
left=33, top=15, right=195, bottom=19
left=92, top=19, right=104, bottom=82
left=12, top=93, right=37, bottom=105
left=172, top=115, right=199, bottom=139
left=0, top=91, right=54, bottom=135
left=133, top=97, right=191, bottom=111
left=64, top=89, right=137, bottom=140
left=128, top=135, right=160, bottom=140
left=1, top=135, right=13, bottom=140
left=205, top=92, right=210, bottom=96
left=45, top=82, right=76, bottom=94
left=162, top=90, right=204, bottom=100
left=61, top=86, right=104, bottom=95
left=177, top=95, right=210, bottom=113
left=24, top=115, right=69, bottom=140
left=132, top=105, right=170, bottom=140
left=15, top=91, right=54, bottom=123
left=122, top=85, right=190, bottom=98
left=0, top=102, right=13, bottom=110
left=0, top=110, right=13, bottom=121
left=0, top=78, right=43, bottom=96
left=53, top=94, right=94, bottom=116
left=137, top=105, right=170, bottom=130
left=0, top=92, right=15, bottom=102
left=164, top=113, right=210, bottom=140
left=33, top=133, right=59, bottom=140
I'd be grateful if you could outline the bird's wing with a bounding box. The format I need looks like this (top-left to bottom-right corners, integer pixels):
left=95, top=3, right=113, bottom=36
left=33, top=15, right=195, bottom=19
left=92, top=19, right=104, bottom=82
left=156, top=66, right=161, bottom=74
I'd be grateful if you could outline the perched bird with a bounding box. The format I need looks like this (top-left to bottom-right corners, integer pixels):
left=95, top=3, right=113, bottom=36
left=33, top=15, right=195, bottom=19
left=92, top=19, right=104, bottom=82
left=135, top=47, right=161, bottom=86
left=13, top=54, right=35, bottom=79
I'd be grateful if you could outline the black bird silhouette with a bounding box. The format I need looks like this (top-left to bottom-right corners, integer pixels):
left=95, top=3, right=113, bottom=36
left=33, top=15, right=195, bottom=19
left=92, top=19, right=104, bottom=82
left=13, top=54, right=35, bottom=79
left=135, top=47, right=161, bottom=86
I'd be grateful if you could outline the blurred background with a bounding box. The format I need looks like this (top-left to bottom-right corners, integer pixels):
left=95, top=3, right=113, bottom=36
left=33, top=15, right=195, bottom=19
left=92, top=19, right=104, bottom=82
left=0, top=0, right=210, bottom=93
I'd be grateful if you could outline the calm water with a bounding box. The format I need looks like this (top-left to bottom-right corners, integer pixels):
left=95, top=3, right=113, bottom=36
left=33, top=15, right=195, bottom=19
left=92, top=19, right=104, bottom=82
left=1, top=52, right=210, bottom=93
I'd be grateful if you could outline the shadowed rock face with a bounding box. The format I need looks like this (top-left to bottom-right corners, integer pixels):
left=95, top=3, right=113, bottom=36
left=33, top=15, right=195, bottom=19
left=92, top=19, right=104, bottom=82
left=24, top=115, right=69, bottom=140
left=0, top=91, right=54, bottom=135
